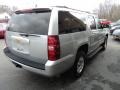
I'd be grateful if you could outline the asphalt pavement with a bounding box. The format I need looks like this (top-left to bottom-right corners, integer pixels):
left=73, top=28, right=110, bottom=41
left=0, top=35, right=120, bottom=90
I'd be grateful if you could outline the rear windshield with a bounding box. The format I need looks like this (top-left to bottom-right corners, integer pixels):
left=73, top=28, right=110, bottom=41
left=8, top=11, right=51, bottom=35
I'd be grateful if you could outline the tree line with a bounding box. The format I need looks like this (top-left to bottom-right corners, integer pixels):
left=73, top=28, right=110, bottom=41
left=0, top=5, right=17, bottom=15
left=94, top=0, right=120, bottom=22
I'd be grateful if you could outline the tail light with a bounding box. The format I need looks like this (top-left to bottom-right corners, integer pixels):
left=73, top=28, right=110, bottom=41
left=48, top=35, right=60, bottom=61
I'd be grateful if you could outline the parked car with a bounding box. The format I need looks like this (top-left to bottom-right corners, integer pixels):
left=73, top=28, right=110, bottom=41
left=116, top=20, right=120, bottom=25
left=99, top=19, right=111, bottom=28
left=0, top=19, right=9, bottom=23
left=113, top=29, right=120, bottom=40
left=4, top=6, right=108, bottom=77
left=0, top=23, right=6, bottom=38
left=110, top=20, right=120, bottom=28
left=110, top=25, right=120, bottom=35
left=0, top=19, right=9, bottom=38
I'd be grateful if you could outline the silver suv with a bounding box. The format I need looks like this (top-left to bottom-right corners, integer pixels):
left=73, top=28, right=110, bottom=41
left=4, top=6, right=108, bottom=77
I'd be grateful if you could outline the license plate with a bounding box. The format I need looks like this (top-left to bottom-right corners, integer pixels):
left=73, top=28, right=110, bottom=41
left=11, top=36, right=29, bottom=54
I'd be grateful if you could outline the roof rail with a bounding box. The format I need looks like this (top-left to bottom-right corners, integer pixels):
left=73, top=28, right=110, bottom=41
left=52, top=6, right=91, bottom=14
left=52, top=6, right=68, bottom=8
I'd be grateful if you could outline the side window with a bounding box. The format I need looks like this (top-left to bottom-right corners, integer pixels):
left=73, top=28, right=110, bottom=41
left=58, top=11, right=72, bottom=34
left=58, top=11, right=86, bottom=34
left=70, top=12, right=86, bottom=32
left=88, top=16, right=96, bottom=30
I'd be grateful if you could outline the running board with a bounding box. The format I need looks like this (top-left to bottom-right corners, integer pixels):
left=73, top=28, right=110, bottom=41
left=87, top=46, right=102, bottom=58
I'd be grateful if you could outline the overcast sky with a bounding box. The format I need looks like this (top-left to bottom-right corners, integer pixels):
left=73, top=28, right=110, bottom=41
left=0, top=0, right=108, bottom=12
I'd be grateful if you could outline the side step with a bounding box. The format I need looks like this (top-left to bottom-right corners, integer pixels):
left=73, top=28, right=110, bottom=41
left=87, top=46, right=102, bottom=58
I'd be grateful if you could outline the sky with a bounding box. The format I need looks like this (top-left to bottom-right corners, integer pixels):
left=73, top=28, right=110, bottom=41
left=0, top=0, right=106, bottom=12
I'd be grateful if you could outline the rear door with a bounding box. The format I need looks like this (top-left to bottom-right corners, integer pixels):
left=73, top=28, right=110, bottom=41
left=87, top=15, right=100, bottom=53
left=58, top=11, right=88, bottom=59
left=58, top=11, right=74, bottom=58
left=97, top=19, right=106, bottom=45
left=6, top=9, right=51, bottom=64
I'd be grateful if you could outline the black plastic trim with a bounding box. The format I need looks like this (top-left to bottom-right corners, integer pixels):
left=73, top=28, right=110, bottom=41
left=4, top=47, right=45, bottom=70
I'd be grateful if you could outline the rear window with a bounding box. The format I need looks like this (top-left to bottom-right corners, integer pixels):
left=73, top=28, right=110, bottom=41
left=8, top=11, right=51, bottom=35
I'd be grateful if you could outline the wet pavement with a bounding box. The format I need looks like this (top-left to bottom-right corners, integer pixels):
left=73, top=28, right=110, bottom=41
left=0, top=35, right=120, bottom=90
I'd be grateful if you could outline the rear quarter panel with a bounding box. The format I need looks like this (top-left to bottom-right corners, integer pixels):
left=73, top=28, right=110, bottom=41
left=71, top=31, right=89, bottom=55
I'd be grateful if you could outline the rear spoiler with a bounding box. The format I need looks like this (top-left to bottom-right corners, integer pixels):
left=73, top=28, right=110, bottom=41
left=15, top=8, right=51, bottom=14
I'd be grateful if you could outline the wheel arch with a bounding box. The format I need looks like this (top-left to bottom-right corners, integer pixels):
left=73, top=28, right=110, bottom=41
left=105, top=34, right=108, bottom=39
left=77, top=44, right=89, bottom=55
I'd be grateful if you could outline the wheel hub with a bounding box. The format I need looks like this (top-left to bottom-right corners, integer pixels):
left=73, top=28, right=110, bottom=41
left=77, top=57, right=84, bottom=74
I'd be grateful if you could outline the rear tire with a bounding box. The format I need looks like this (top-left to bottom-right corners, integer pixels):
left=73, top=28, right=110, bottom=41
left=72, top=51, right=86, bottom=78
left=101, top=36, right=108, bottom=50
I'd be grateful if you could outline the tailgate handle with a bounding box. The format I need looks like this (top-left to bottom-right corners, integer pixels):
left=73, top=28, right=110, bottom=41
left=20, top=33, right=29, bottom=37
left=19, top=34, right=40, bottom=37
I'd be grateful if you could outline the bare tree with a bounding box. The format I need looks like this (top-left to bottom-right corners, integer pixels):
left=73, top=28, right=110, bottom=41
left=0, top=5, right=18, bottom=15
left=95, top=0, right=120, bottom=21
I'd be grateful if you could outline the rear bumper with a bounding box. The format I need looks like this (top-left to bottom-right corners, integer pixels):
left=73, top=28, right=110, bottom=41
left=4, top=47, right=74, bottom=77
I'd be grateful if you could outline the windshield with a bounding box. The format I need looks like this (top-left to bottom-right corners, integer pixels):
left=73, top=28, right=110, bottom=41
left=8, top=12, right=51, bottom=35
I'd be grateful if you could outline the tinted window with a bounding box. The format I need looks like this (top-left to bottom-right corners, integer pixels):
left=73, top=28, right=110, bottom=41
left=58, top=11, right=86, bottom=34
left=88, top=16, right=96, bottom=30
left=58, top=11, right=71, bottom=34
left=70, top=12, right=86, bottom=32
left=8, top=12, right=51, bottom=35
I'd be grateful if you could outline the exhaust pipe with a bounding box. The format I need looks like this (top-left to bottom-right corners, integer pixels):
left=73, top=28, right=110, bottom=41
left=12, top=62, right=22, bottom=68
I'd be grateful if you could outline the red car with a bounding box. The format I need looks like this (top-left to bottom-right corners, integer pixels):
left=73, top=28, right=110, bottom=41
left=99, top=19, right=112, bottom=28
left=0, top=19, right=8, bottom=39
left=0, top=23, right=6, bottom=39
left=0, top=30, right=5, bottom=38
